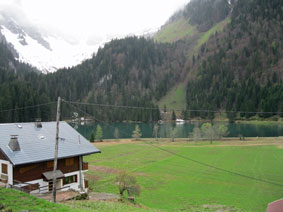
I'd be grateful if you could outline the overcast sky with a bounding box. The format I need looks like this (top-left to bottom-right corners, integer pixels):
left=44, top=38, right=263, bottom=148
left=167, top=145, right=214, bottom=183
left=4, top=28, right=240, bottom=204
left=1, top=0, right=189, bottom=40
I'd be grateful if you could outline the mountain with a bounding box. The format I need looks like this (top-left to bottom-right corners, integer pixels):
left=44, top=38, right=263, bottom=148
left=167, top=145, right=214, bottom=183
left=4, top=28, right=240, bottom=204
left=154, top=0, right=232, bottom=110
left=155, top=0, right=230, bottom=44
left=184, top=0, right=283, bottom=120
left=0, top=0, right=282, bottom=123
left=0, top=36, right=186, bottom=122
left=0, top=10, right=104, bottom=73
left=155, top=0, right=283, bottom=120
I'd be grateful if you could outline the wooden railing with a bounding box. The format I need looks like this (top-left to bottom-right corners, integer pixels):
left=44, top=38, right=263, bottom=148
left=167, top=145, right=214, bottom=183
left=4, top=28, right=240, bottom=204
left=82, top=162, right=88, bottom=170
left=11, top=180, right=70, bottom=193
left=11, top=180, right=39, bottom=193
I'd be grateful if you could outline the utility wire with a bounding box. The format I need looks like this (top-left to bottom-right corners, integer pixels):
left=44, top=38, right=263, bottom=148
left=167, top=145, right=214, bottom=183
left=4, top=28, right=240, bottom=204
left=0, top=101, right=57, bottom=113
left=63, top=100, right=282, bottom=114
left=64, top=101, right=283, bottom=187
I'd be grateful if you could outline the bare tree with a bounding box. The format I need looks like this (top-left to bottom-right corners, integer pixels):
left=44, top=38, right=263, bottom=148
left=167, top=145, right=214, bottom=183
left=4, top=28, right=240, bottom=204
left=171, top=127, right=178, bottom=142
left=153, top=124, right=159, bottom=141
left=116, top=172, right=141, bottom=199
left=114, top=128, right=120, bottom=140
left=201, top=123, right=217, bottom=144
left=132, top=125, right=142, bottom=141
left=191, top=127, right=202, bottom=141
left=200, top=123, right=229, bottom=144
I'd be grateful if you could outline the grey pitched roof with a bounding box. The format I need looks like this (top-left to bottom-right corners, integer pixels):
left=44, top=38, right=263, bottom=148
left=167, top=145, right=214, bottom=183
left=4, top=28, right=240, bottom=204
left=0, top=121, right=100, bottom=166
left=43, top=170, right=64, bottom=180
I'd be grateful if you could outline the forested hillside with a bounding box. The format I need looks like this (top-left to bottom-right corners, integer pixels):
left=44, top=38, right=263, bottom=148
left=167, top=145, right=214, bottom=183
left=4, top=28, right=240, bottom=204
left=0, top=37, right=187, bottom=123
left=44, top=37, right=186, bottom=122
left=186, top=0, right=283, bottom=120
left=0, top=41, right=52, bottom=123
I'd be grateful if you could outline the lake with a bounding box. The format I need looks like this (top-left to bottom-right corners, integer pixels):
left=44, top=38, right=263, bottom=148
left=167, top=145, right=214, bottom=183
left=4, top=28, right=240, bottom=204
left=71, top=121, right=283, bottom=140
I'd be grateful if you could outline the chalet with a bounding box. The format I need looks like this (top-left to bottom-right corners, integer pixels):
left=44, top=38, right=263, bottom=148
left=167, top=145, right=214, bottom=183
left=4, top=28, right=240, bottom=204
left=0, top=121, right=100, bottom=193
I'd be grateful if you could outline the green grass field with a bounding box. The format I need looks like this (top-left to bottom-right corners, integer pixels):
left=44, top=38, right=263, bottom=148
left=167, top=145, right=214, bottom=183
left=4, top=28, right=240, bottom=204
left=195, top=17, right=231, bottom=51
left=158, top=84, right=187, bottom=111
left=3, top=139, right=283, bottom=211
left=0, top=187, right=79, bottom=212
left=85, top=140, right=283, bottom=211
left=0, top=187, right=157, bottom=212
left=154, top=18, right=196, bottom=43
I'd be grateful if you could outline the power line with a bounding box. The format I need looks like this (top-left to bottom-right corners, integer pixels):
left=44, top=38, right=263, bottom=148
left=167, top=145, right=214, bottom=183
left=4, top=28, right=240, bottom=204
left=143, top=143, right=283, bottom=187
left=63, top=100, right=282, bottom=114
left=65, top=101, right=283, bottom=187
left=0, top=101, right=57, bottom=113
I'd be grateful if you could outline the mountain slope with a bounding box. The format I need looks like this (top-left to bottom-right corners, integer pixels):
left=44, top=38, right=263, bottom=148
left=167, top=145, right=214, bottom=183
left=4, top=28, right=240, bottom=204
left=0, top=36, right=188, bottom=123
left=155, top=0, right=231, bottom=43
left=154, top=17, right=197, bottom=43
left=155, top=0, right=232, bottom=110
left=0, top=0, right=282, bottom=123
left=185, top=0, right=283, bottom=120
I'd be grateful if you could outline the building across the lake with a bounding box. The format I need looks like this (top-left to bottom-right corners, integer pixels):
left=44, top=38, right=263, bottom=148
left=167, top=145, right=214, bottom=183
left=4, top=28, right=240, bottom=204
left=0, top=121, right=100, bottom=193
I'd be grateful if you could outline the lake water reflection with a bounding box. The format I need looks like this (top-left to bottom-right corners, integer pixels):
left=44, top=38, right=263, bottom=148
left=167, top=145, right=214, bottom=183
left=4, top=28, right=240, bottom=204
left=71, top=122, right=283, bottom=140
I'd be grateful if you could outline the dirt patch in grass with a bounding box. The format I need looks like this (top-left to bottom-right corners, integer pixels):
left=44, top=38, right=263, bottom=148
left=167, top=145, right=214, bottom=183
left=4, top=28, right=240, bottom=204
left=136, top=172, right=150, bottom=176
left=88, top=192, right=121, bottom=201
left=85, top=173, right=101, bottom=181
left=35, top=191, right=78, bottom=202
left=202, top=204, right=243, bottom=212
left=93, top=139, right=135, bottom=146
left=89, top=165, right=121, bottom=174
left=93, top=137, right=283, bottom=147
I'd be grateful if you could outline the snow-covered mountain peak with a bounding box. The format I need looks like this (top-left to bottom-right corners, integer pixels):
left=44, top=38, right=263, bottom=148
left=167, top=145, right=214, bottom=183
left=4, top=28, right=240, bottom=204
left=0, top=11, right=105, bottom=73
left=0, top=8, right=158, bottom=74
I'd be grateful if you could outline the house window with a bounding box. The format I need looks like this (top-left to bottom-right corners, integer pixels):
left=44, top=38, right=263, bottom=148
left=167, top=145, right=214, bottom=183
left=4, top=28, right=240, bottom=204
left=1, top=163, right=7, bottom=174
left=47, top=161, right=54, bottom=169
left=65, top=158, right=74, bottom=167
left=63, top=175, right=77, bottom=185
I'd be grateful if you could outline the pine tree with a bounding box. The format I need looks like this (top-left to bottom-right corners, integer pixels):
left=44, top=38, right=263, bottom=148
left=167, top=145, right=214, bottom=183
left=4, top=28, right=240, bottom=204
left=95, top=124, right=103, bottom=142
left=90, top=131, right=95, bottom=143
left=172, top=110, right=176, bottom=120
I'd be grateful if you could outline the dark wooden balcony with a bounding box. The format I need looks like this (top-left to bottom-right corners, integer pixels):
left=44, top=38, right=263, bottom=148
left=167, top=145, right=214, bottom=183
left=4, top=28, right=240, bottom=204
left=82, top=162, right=88, bottom=170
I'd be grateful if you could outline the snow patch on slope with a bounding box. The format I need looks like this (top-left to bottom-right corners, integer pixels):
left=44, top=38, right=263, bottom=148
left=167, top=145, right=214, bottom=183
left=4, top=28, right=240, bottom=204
left=0, top=25, right=105, bottom=73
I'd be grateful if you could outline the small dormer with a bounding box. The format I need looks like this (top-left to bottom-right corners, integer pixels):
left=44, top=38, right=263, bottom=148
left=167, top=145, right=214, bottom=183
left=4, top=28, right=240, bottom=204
left=9, top=135, right=20, bottom=152
left=35, top=119, right=42, bottom=128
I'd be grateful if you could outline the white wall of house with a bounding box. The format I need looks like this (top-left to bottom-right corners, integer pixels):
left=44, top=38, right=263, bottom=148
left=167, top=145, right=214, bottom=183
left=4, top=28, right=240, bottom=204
left=63, top=171, right=82, bottom=191
left=0, top=159, right=13, bottom=185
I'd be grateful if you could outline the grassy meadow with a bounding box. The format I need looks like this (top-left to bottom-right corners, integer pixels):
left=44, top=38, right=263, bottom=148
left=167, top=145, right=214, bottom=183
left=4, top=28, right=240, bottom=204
left=154, top=18, right=196, bottom=43
left=85, top=139, right=283, bottom=211
left=0, top=187, right=156, bottom=212
left=2, top=138, right=283, bottom=212
left=0, top=187, right=79, bottom=212
left=158, top=84, right=187, bottom=111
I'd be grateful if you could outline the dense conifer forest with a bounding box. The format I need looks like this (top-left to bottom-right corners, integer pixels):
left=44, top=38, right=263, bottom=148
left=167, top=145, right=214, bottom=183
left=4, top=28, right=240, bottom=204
left=186, top=0, right=283, bottom=120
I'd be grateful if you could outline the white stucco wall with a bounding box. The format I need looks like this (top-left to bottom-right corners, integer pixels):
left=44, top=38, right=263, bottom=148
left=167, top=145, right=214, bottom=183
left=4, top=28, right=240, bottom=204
left=0, top=159, right=13, bottom=185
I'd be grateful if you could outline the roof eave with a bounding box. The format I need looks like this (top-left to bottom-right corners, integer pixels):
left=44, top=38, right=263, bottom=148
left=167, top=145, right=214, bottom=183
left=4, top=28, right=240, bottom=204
left=13, top=150, right=101, bottom=167
left=0, top=148, right=15, bottom=166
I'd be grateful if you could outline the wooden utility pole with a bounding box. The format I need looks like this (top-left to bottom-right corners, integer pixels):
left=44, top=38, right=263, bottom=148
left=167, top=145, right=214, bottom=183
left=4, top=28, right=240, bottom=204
left=52, top=96, right=61, bottom=203
left=79, top=156, right=83, bottom=192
